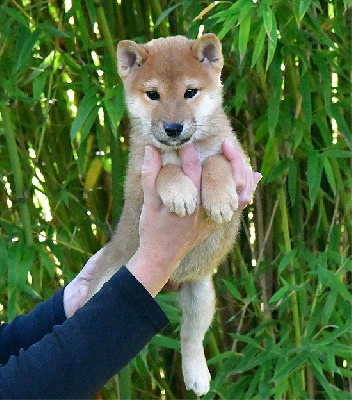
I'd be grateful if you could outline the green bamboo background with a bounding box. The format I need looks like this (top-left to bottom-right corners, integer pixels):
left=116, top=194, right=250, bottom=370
left=0, top=0, right=351, bottom=398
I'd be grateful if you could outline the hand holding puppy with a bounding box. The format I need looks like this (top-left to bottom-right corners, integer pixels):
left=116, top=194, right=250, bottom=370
left=64, top=142, right=261, bottom=316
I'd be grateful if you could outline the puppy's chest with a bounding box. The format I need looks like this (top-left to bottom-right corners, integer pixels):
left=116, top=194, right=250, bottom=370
left=161, top=146, right=220, bottom=166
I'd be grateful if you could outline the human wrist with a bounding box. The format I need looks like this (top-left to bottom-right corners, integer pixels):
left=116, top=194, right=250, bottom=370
left=126, top=248, right=180, bottom=298
left=63, top=277, right=88, bottom=318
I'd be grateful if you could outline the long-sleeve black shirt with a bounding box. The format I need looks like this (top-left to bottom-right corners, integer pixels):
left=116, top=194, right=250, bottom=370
left=0, top=266, right=169, bottom=399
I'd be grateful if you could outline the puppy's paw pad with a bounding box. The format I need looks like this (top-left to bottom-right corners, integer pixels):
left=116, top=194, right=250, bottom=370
left=205, top=191, right=239, bottom=223
left=159, top=178, right=198, bottom=217
left=184, top=369, right=211, bottom=396
left=183, top=356, right=211, bottom=396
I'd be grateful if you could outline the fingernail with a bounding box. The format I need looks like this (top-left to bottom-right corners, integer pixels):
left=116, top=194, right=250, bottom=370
left=144, top=146, right=154, bottom=162
left=224, top=139, right=234, bottom=148
left=254, top=172, right=263, bottom=184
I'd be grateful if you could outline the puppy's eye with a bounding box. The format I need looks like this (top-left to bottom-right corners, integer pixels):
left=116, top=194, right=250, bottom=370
left=184, top=88, right=198, bottom=99
left=146, top=90, right=160, bottom=101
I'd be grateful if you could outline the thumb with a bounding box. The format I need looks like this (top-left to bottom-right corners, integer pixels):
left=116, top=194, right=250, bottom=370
left=141, top=146, right=162, bottom=206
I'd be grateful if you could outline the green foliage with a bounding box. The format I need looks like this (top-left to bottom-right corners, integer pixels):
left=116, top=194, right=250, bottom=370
left=0, top=0, right=351, bottom=398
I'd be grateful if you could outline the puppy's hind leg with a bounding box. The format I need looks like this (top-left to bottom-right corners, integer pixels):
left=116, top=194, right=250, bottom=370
left=178, top=274, right=215, bottom=396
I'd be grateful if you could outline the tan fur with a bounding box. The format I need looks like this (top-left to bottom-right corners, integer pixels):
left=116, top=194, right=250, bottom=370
left=88, top=34, right=246, bottom=395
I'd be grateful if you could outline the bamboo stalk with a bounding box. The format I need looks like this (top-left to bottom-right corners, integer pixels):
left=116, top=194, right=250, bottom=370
left=1, top=105, right=33, bottom=245
left=110, top=130, right=124, bottom=228
left=95, top=0, right=124, bottom=227
left=95, top=0, right=117, bottom=74
left=269, top=132, right=305, bottom=390
left=245, top=109, right=273, bottom=323
left=117, top=364, right=132, bottom=400
left=278, top=186, right=305, bottom=390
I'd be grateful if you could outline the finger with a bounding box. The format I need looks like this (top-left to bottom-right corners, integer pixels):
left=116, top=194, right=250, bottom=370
left=141, top=146, right=162, bottom=207
left=179, top=144, right=202, bottom=192
left=221, top=139, right=237, bottom=159
left=82, top=248, right=104, bottom=276
left=238, top=168, right=256, bottom=210
left=254, top=172, right=262, bottom=187
left=222, top=140, right=246, bottom=192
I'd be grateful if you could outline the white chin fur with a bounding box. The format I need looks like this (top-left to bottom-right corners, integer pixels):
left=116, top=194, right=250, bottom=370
left=161, top=150, right=181, bottom=167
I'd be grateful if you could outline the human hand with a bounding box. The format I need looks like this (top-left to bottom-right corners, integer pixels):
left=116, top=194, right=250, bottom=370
left=63, top=249, right=104, bottom=318
left=222, top=140, right=262, bottom=211
left=126, top=145, right=214, bottom=297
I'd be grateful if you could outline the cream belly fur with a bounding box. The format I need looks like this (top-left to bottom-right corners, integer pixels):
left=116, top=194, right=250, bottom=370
left=87, top=34, right=246, bottom=396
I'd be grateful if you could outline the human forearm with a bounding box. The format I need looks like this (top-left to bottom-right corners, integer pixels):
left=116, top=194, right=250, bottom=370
left=0, top=290, right=66, bottom=364
left=0, top=267, right=168, bottom=399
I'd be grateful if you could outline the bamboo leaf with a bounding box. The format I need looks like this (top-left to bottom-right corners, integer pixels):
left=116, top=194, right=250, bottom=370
left=223, top=279, right=243, bottom=302
left=317, top=265, right=352, bottom=301
left=266, top=157, right=290, bottom=183
left=14, top=28, right=41, bottom=73
left=273, top=352, right=307, bottom=383
left=150, top=334, right=180, bottom=350
left=38, top=23, right=71, bottom=38
left=266, top=13, right=277, bottom=70
left=80, top=106, right=99, bottom=143
left=309, top=355, right=341, bottom=399
left=278, top=249, right=298, bottom=275
left=234, top=78, right=247, bottom=114
left=300, top=71, right=312, bottom=130
left=2, top=4, right=29, bottom=27
left=26, top=50, right=56, bottom=83
left=269, top=286, right=290, bottom=304
left=298, top=0, right=313, bottom=21
left=288, top=159, right=297, bottom=204
left=260, top=0, right=272, bottom=34
left=251, top=25, right=266, bottom=68
left=268, top=55, right=282, bottom=135
left=33, top=71, right=49, bottom=101
left=103, top=84, right=125, bottom=136
left=320, top=291, right=337, bottom=327
left=344, top=0, right=352, bottom=10
left=72, top=0, right=90, bottom=48
left=70, top=91, right=99, bottom=142
left=238, top=10, right=251, bottom=57
left=207, top=350, right=235, bottom=366
left=261, top=132, right=277, bottom=178
left=229, top=333, right=262, bottom=349
left=322, top=157, right=337, bottom=196
left=84, top=157, right=103, bottom=190
left=312, top=54, right=332, bottom=117
left=155, top=3, right=182, bottom=28
left=307, top=148, right=323, bottom=207
left=330, top=103, right=352, bottom=148
left=38, top=247, right=55, bottom=278
left=321, top=148, right=352, bottom=158
left=217, top=14, right=239, bottom=40
left=245, top=274, right=258, bottom=301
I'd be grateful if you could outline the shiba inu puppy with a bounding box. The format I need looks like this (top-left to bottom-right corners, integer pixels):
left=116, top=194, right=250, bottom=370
left=89, top=34, right=247, bottom=396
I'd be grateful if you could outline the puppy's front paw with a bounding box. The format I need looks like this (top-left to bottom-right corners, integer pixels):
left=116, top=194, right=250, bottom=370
left=183, top=353, right=211, bottom=396
left=203, top=183, right=238, bottom=223
left=158, top=175, right=198, bottom=217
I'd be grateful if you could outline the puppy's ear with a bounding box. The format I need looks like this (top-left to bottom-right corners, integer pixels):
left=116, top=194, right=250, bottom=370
left=192, top=33, right=223, bottom=72
left=117, top=40, right=148, bottom=79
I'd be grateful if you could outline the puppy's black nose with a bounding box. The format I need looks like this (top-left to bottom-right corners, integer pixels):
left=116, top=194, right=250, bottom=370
left=164, top=123, right=183, bottom=138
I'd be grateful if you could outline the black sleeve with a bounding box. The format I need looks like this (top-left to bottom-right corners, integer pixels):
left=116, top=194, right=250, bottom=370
left=0, top=288, right=66, bottom=364
left=0, top=266, right=169, bottom=399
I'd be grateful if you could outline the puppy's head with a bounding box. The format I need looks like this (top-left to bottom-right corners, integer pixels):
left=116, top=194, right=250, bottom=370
left=117, top=34, right=224, bottom=149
